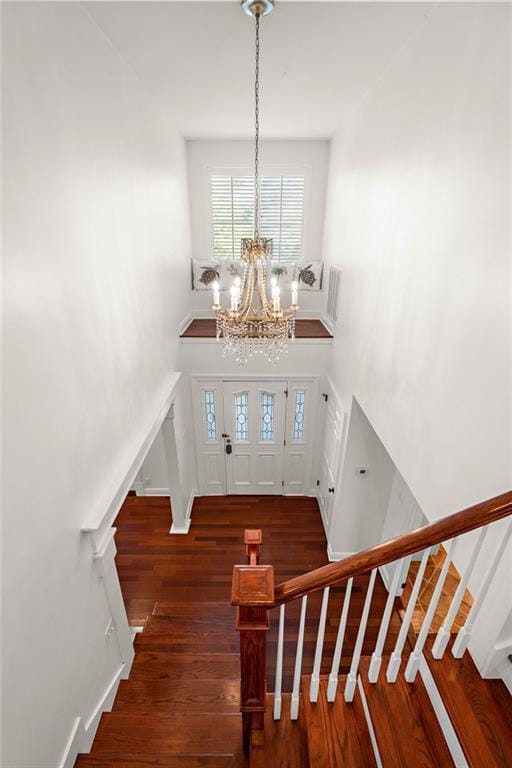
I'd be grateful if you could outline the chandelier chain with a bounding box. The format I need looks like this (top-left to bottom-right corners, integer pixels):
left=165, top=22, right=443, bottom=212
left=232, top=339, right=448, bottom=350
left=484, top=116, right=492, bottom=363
left=212, top=2, right=297, bottom=366
left=254, top=12, right=260, bottom=237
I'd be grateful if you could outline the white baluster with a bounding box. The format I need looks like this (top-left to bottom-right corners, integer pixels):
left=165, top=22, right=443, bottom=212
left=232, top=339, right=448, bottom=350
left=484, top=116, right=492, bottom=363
left=452, top=519, right=512, bottom=658
left=368, top=557, right=411, bottom=683
left=310, top=587, right=330, bottom=702
left=273, top=604, right=285, bottom=720
left=344, top=569, right=377, bottom=702
left=432, top=527, right=488, bottom=659
left=290, top=595, right=308, bottom=720
left=405, top=539, right=457, bottom=682
left=387, top=547, right=431, bottom=683
left=327, top=578, right=353, bottom=701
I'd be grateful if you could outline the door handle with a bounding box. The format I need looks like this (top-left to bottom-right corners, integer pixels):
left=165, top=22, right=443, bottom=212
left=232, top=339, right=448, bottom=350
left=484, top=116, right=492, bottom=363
left=226, top=443, right=233, bottom=455
left=328, top=487, right=335, bottom=494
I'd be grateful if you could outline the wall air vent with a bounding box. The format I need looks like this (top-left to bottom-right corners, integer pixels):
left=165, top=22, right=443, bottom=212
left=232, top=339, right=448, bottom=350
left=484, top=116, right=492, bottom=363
left=326, top=266, right=342, bottom=326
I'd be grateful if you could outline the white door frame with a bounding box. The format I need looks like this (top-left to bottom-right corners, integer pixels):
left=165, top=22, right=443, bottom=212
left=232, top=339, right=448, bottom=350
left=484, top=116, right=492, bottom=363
left=192, top=375, right=321, bottom=496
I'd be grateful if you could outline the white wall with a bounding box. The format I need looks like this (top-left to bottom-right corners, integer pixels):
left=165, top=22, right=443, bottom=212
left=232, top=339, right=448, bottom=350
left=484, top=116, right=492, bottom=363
left=2, top=4, right=193, bottom=766
left=322, top=3, right=511, bottom=673
left=330, top=398, right=396, bottom=555
left=186, top=139, right=330, bottom=314
left=179, top=339, right=332, bottom=379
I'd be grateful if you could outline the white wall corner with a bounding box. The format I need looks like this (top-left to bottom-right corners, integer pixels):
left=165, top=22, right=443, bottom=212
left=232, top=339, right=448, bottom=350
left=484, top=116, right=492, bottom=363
left=482, top=638, right=512, bottom=692
left=327, top=545, right=355, bottom=562
left=178, top=312, right=193, bottom=335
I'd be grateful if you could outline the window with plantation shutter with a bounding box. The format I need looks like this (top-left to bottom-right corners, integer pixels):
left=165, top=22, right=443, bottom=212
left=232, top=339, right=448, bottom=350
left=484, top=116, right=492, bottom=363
left=210, top=173, right=305, bottom=263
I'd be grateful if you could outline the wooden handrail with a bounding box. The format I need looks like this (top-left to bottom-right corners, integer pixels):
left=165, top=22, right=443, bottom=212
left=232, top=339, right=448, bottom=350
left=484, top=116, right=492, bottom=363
left=273, top=490, right=512, bottom=605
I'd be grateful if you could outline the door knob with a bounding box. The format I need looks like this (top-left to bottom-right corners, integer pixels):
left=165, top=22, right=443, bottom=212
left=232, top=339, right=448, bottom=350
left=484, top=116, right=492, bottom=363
left=226, top=444, right=233, bottom=455
left=328, top=487, right=335, bottom=494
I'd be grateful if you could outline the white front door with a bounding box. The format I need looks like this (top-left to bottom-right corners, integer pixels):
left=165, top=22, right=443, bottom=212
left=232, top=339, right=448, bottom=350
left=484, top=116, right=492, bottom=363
left=222, top=380, right=287, bottom=494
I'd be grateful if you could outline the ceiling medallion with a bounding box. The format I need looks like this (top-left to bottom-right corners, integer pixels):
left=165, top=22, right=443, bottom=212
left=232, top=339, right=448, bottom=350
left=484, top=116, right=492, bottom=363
left=211, top=0, right=299, bottom=366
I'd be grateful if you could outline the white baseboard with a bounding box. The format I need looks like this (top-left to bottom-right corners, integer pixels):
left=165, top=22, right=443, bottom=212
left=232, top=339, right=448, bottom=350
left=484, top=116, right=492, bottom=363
left=59, top=664, right=125, bottom=768
left=419, top=654, right=468, bottom=767
left=170, top=517, right=192, bottom=534
left=169, top=488, right=197, bottom=534
left=178, top=312, right=193, bottom=335
left=327, top=544, right=354, bottom=562
left=59, top=717, right=83, bottom=768
left=357, top=676, right=383, bottom=767
left=132, top=480, right=146, bottom=496
left=143, top=487, right=170, bottom=496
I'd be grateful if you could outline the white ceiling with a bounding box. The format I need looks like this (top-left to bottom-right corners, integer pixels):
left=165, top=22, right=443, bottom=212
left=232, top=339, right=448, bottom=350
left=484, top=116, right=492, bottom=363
left=86, top=1, right=433, bottom=139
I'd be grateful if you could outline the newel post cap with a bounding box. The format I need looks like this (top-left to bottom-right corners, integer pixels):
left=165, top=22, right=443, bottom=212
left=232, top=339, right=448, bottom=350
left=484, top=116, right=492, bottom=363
left=231, top=564, right=274, bottom=607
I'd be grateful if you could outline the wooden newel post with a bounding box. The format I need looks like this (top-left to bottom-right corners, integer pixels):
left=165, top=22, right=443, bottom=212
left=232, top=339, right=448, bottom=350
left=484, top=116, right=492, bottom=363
left=231, top=529, right=274, bottom=756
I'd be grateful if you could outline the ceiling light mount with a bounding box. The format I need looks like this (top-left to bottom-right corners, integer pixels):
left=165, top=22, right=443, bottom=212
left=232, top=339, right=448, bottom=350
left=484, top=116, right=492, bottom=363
left=241, top=0, right=274, bottom=18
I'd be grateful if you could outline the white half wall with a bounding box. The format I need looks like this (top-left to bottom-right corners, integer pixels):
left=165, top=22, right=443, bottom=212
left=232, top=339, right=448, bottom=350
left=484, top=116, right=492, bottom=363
left=2, top=4, right=193, bottom=766
left=322, top=3, right=511, bottom=674
left=137, top=375, right=199, bottom=508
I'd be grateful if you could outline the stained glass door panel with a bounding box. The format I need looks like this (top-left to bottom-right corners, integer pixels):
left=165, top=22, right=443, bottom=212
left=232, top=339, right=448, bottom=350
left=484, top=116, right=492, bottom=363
left=222, top=381, right=287, bottom=495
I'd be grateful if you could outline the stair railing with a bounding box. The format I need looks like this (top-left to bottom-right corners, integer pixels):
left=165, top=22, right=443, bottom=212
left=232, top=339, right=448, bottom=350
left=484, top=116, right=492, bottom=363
left=231, top=491, right=512, bottom=760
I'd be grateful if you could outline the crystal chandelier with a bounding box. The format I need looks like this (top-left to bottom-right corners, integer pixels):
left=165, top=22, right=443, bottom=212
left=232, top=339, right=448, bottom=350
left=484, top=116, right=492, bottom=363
left=211, top=0, right=299, bottom=366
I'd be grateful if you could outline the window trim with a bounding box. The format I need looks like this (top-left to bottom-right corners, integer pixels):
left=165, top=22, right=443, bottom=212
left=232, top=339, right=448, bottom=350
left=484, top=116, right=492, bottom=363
left=205, top=163, right=311, bottom=265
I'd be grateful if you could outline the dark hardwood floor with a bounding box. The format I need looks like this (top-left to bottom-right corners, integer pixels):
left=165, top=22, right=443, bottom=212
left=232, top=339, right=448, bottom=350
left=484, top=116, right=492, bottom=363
left=76, top=494, right=400, bottom=766
left=113, top=494, right=402, bottom=688
left=180, top=318, right=333, bottom=339
left=75, top=494, right=512, bottom=766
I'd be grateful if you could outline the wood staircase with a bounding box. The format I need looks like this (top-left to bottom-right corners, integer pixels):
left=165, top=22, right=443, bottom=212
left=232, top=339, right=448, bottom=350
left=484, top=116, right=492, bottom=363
left=75, top=601, right=246, bottom=767
left=233, top=493, right=512, bottom=767
left=258, top=650, right=512, bottom=768
left=75, top=492, right=512, bottom=767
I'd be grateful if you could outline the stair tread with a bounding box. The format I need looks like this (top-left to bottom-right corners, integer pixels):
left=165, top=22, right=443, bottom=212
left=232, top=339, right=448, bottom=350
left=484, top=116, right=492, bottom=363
left=115, top=679, right=239, bottom=713
left=359, top=657, right=455, bottom=767
left=130, top=652, right=240, bottom=681
left=75, top=755, right=237, bottom=767
left=425, top=637, right=512, bottom=768
left=144, top=614, right=236, bottom=634
left=302, top=676, right=376, bottom=768
left=152, top=602, right=236, bottom=618
left=135, top=627, right=239, bottom=653
left=88, top=713, right=242, bottom=755
left=257, top=693, right=309, bottom=768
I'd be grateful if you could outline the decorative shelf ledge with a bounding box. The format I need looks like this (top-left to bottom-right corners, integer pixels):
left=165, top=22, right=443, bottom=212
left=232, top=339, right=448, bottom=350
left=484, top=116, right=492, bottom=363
left=180, top=318, right=333, bottom=339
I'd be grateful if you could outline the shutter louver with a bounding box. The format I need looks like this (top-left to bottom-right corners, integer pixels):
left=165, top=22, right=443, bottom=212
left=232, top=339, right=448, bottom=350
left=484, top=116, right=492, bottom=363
left=211, top=174, right=305, bottom=263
